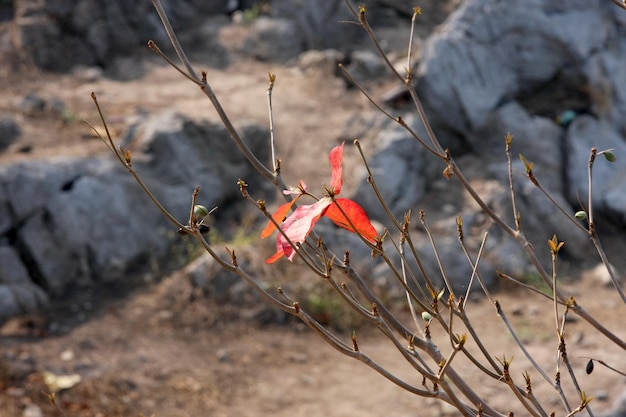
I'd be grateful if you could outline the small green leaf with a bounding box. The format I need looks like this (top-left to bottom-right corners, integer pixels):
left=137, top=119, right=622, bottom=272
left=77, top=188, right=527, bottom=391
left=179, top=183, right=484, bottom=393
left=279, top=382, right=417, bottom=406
left=575, top=211, right=587, bottom=220
left=422, top=312, right=433, bottom=322
left=603, top=151, right=616, bottom=162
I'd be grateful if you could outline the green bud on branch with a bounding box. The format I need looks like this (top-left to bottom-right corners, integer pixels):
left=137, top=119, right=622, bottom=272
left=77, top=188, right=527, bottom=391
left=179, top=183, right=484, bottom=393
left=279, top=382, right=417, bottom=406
left=194, top=205, right=209, bottom=218
left=575, top=211, right=587, bottom=220
left=602, top=151, right=616, bottom=162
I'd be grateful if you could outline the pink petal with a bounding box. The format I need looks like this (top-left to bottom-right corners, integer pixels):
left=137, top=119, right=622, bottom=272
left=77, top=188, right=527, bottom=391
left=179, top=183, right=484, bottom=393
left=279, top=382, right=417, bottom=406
left=277, top=198, right=332, bottom=261
left=329, top=142, right=344, bottom=195
left=283, top=180, right=308, bottom=196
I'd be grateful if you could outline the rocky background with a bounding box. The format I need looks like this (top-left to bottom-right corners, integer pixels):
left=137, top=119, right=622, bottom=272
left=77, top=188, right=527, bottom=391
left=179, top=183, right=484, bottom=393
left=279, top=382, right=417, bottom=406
left=0, top=0, right=625, bottom=326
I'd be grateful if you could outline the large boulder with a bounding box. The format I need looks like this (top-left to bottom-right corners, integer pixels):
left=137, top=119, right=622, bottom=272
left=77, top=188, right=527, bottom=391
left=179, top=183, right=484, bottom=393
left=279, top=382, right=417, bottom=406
left=268, top=0, right=361, bottom=51
left=242, top=17, right=303, bottom=62
left=408, top=0, right=626, bottom=241
left=416, top=0, right=615, bottom=138
left=10, top=0, right=231, bottom=72
left=0, top=112, right=268, bottom=319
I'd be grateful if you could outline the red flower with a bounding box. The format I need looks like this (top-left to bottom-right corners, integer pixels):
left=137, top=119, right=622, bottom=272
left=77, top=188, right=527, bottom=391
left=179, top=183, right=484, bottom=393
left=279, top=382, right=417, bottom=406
left=262, top=142, right=377, bottom=263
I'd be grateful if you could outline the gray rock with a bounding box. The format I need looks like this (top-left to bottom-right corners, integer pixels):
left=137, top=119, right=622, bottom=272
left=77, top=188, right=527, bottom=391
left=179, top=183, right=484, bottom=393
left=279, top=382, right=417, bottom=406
left=0, top=285, right=21, bottom=319
left=0, top=283, right=49, bottom=320
left=370, top=232, right=496, bottom=300
left=0, top=112, right=269, bottom=309
left=603, top=174, right=626, bottom=224
left=243, top=17, right=303, bottom=62
left=18, top=94, right=65, bottom=117
left=104, top=56, right=148, bottom=81
left=6, top=283, right=48, bottom=315
left=583, top=41, right=626, bottom=135
left=313, top=220, right=376, bottom=271
left=473, top=102, right=564, bottom=192
left=351, top=115, right=431, bottom=223
left=298, top=49, right=345, bottom=76
left=344, top=50, right=387, bottom=83
left=19, top=94, right=47, bottom=117
left=394, top=0, right=626, bottom=274
left=416, top=0, right=616, bottom=142
left=0, top=245, right=31, bottom=284
left=130, top=110, right=270, bottom=199
left=484, top=159, right=588, bottom=261
left=565, top=115, right=626, bottom=219
left=270, top=0, right=361, bottom=51
left=0, top=113, right=21, bottom=152
left=0, top=192, right=11, bottom=235
left=11, top=0, right=195, bottom=72
left=183, top=249, right=261, bottom=305
left=17, top=203, right=92, bottom=294
left=176, top=15, right=230, bottom=68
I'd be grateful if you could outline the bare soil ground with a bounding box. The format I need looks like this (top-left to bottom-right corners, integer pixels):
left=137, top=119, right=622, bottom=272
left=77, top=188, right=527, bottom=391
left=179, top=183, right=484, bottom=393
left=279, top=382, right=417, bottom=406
left=1, top=14, right=625, bottom=417
left=0, top=263, right=624, bottom=417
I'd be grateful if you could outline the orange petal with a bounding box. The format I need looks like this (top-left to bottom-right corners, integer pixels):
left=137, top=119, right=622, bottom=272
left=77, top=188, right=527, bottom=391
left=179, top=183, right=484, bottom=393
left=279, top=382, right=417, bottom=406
left=265, top=250, right=285, bottom=264
left=325, top=198, right=377, bottom=243
left=261, top=199, right=298, bottom=239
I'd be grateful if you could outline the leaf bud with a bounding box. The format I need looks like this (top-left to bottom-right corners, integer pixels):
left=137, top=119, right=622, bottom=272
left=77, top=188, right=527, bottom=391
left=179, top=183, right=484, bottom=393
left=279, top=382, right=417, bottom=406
left=194, top=204, right=209, bottom=218
left=574, top=211, right=587, bottom=220
left=603, top=151, right=616, bottom=162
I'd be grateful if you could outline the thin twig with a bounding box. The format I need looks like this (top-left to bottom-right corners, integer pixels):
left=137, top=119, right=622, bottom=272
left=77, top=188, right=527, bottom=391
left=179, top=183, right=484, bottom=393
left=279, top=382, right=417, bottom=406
left=147, top=40, right=202, bottom=85
left=505, top=134, right=521, bottom=231
left=89, top=93, right=185, bottom=229
left=353, top=140, right=403, bottom=231
left=150, top=0, right=199, bottom=80
left=559, top=313, right=596, bottom=417
left=551, top=249, right=560, bottom=333
left=399, top=237, right=426, bottom=335
left=406, top=8, right=419, bottom=76
left=419, top=211, right=457, bottom=300
left=267, top=73, right=278, bottom=173
left=494, top=301, right=554, bottom=387
left=610, top=0, right=626, bottom=9
left=383, top=231, right=433, bottom=312
left=462, top=231, right=488, bottom=308
left=587, top=148, right=596, bottom=236
left=150, top=0, right=280, bottom=188
left=339, top=67, right=442, bottom=159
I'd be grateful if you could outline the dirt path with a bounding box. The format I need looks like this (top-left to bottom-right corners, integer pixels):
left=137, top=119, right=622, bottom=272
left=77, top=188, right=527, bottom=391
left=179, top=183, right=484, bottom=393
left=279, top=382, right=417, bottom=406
left=1, top=267, right=624, bottom=417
